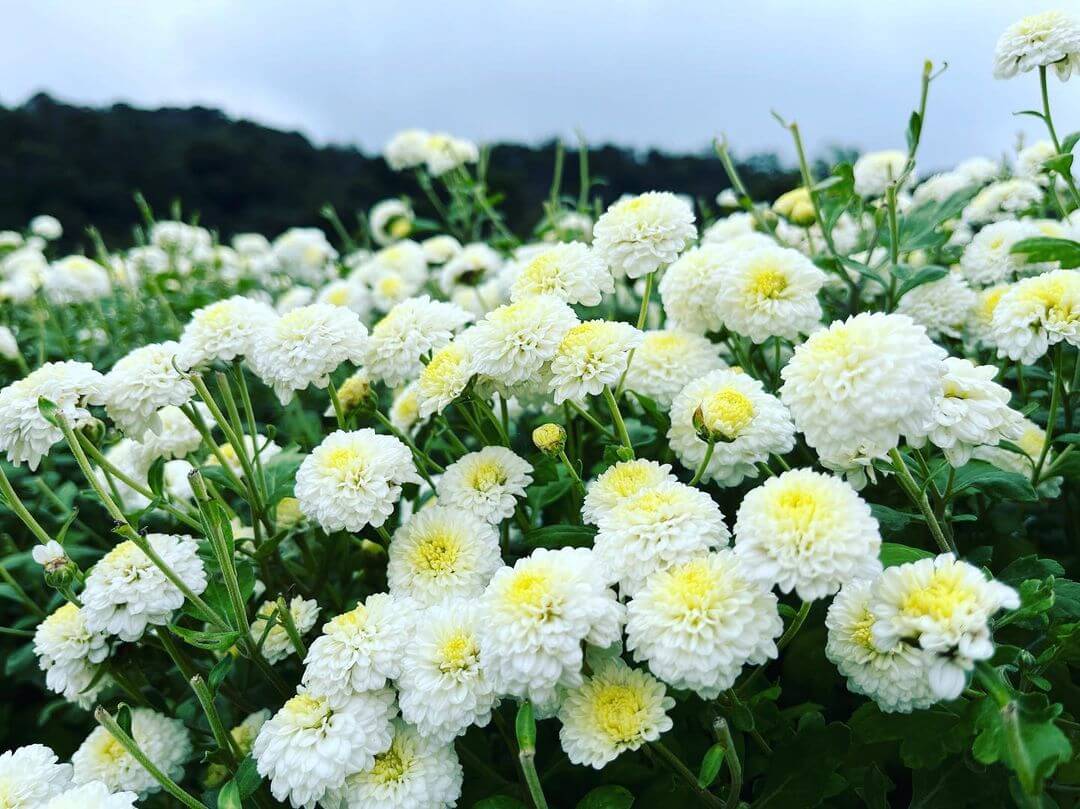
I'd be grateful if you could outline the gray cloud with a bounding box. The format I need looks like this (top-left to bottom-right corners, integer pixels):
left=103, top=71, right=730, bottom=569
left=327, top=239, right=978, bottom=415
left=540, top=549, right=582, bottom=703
left=4, top=0, right=1079, bottom=169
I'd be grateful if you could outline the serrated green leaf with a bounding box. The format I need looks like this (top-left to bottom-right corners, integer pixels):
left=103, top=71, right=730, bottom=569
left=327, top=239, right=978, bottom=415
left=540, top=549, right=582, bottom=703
left=972, top=693, right=1072, bottom=795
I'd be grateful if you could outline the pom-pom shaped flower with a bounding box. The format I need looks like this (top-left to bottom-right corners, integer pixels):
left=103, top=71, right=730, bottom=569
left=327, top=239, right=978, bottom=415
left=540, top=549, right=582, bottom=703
left=44, top=256, right=111, bottom=304
left=582, top=458, right=677, bottom=526
left=388, top=505, right=502, bottom=606
left=469, top=295, right=578, bottom=387
left=548, top=320, right=643, bottom=404
left=780, top=312, right=946, bottom=473
left=624, top=329, right=726, bottom=408
left=73, top=708, right=191, bottom=798
left=249, top=304, right=368, bottom=404
left=361, top=296, right=473, bottom=387
left=853, top=150, right=909, bottom=197
left=97, top=341, right=194, bottom=438
left=959, top=220, right=1041, bottom=286
left=251, top=596, right=320, bottom=665
left=733, top=468, right=882, bottom=600
left=714, top=244, right=826, bottom=343
left=825, top=579, right=939, bottom=713
left=990, top=269, right=1080, bottom=363
left=626, top=551, right=782, bottom=698
left=323, top=720, right=463, bottom=809
left=669, top=368, right=795, bottom=486
left=397, top=600, right=497, bottom=744
left=295, top=429, right=419, bottom=533
left=557, top=658, right=674, bottom=769
left=253, top=688, right=397, bottom=809
left=43, top=782, right=139, bottom=809
left=593, top=192, right=696, bottom=279
left=478, top=547, right=624, bottom=709
left=81, top=534, right=207, bottom=642
left=415, top=333, right=476, bottom=419
left=895, top=272, right=977, bottom=340
left=33, top=602, right=110, bottom=709
left=869, top=555, right=1019, bottom=700
left=437, top=446, right=533, bottom=524
left=509, top=242, right=613, bottom=306
left=176, top=295, right=276, bottom=368
left=303, top=593, right=408, bottom=695
left=993, top=10, right=1080, bottom=80
left=658, top=244, right=732, bottom=334
left=595, top=480, right=730, bottom=596
left=0, top=744, right=73, bottom=807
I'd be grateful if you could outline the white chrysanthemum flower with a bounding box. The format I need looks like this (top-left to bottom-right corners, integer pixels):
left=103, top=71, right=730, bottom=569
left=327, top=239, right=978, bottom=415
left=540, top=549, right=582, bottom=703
left=272, top=227, right=338, bottom=285
left=962, top=179, right=1043, bottom=225
left=161, top=459, right=194, bottom=501
left=593, top=192, right=697, bottom=279
left=469, top=295, right=578, bottom=386
left=956, top=156, right=1001, bottom=184
left=509, top=242, right=613, bottom=306
left=780, top=313, right=946, bottom=473
left=959, top=220, right=1041, bottom=286
left=624, top=329, right=726, bottom=408
left=253, top=688, right=397, bottom=809
left=450, top=277, right=505, bottom=317
left=390, top=381, right=425, bottom=435
left=968, top=283, right=1010, bottom=346
left=437, top=447, right=533, bottom=524
left=251, top=596, right=320, bottom=665
left=557, top=658, right=674, bottom=769
left=134, top=403, right=204, bottom=461
left=825, top=579, right=938, bottom=713
left=352, top=241, right=427, bottom=297
left=993, top=10, right=1080, bottom=80
left=73, top=708, right=191, bottom=798
left=176, top=295, right=276, bottom=369
left=30, top=214, right=62, bottom=240
left=96, top=341, right=193, bottom=438
left=295, top=429, right=419, bottom=533
left=43, top=256, right=111, bottom=304
left=659, top=242, right=747, bottom=334
left=0, top=744, right=72, bottom=807
left=912, top=171, right=976, bottom=205
left=548, top=320, right=643, bottom=404
left=479, top=547, right=624, bottom=708
left=668, top=369, right=795, bottom=486
left=416, top=333, right=476, bottom=419
left=385, top=129, right=429, bottom=170
left=80, top=534, right=208, bottom=642
left=582, top=459, right=677, bottom=525
left=895, top=271, right=977, bottom=340
left=990, top=269, right=1080, bottom=363
left=388, top=505, right=502, bottom=606
left=702, top=212, right=764, bottom=244
left=276, top=286, right=315, bottom=313
left=595, top=480, right=729, bottom=596
left=34, top=602, right=110, bottom=708
left=370, top=199, right=414, bottom=246
left=625, top=551, right=782, bottom=698
left=870, top=555, right=1019, bottom=700
left=316, top=279, right=371, bottom=317
left=440, top=242, right=503, bottom=294
left=1017, top=139, right=1061, bottom=184
left=422, top=234, right=463, bottom=265
left=397, top=600, right=497, bottom=743
left=733, top=469, right=882, bottom=601
left=914, top=358, right=1025, bottom=467
left=324, top=720, right=463, bottom=809
left=0, top=360, right=103, bottom=470
left=249, top=304, right=368, bottom=404
left=853, top=150, right=910, bottom=197
left=303, top=594, right=407, bottom=696
left=150, top=221, right=211, bottom=255
left=362, top=296, right=473, bottom=387
left=43, top=781, right=138, bottom=809
left=714, top=244, right=826, bottom=343
left=974, top=416, right=1064, bottom=498
left=421, top=132, right=479, bottom=176
left=206, top=433, right=281, bottom=479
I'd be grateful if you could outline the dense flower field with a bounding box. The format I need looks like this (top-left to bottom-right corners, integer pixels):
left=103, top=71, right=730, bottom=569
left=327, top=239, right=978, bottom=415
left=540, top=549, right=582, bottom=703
left=4, top=10, right=1080, bottom=809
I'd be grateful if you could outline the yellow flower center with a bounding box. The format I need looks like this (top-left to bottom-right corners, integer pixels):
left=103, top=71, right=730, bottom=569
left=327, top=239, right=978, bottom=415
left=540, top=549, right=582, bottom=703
left=506, top=570, right=554, bottom=615
left=746, top=264, right=789, bottom=300
left=850, top=608, right=877, bottom=651
left=645, top=333, right=685, bottom=354
left=667, top=560, right=719, bottom=611
left=437, top=630, right=478, bottom=672
left=591, top=683, right=647, bottom=744
left=773, top=487, right=819, bottom=536
left=901, top=569, right=978, bottom=621
left=103, top=540, right=144, bottom=569
left=410, top=530, right=461, bottom=575
left=99, top=735, right=128, bottom=764
left=376, top=274, right=404, bottom=297
left=630, top=488, right=676, bottom=517
left=1017, top=425, right=1046, bottom=459
left=278, top=307, right=319, bottom=338
left=369, top=740, right=410, bottom=784
left=282, top=694, right=330, bottom=729
left=323, top=446, right=362, bottom=474
left=701, top=388, right=755, bottom=439
left=468, top=460, right=507, bottom=491
left=519, top=252, right=564, bottom=295
left=604, top=462, right=653, bottom=497
left=337, top=375, right=371, bottom=411
left=325, top=286, right=349, bottom=306
left=389, top=217, right=412, bottom=239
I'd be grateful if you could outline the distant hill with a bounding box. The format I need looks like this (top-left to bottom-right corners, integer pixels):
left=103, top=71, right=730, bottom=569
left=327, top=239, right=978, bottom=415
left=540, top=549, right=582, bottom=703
left=0, top=93, right=807, bottom=251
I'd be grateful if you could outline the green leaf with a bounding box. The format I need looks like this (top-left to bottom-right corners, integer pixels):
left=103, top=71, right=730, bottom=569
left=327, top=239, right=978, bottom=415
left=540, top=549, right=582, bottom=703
left=116, top=703, right=133, bottom=736
left=576, top=785, right=634, bottom=809
left=997, top=555, right=1065, bottom=585
left=232, top=755, right=263, bottom=798
left=474, top=798, right=528, bottom=809
left=262, top=448, right=305, bottom=504
left=895, top=265, right=949, bottom=300
left=854, top=765, right=894, bottom=809
left=753, top=718, right=849, bottom=808
left=515, top=701, right=536, bottom=750
left=944, top=460, right=1038, bottom=502
left=972, top=693, right=1072, bottom=795
left=217, top=780, right=241, bottom=809
left=168, top=624, right=241, bottom=652
left=851, top=702, right=974, bottom=769
left=1009, top=237, right=1080, bottom=269
left=879, top=542, right=934, bottom=568
left=522, top=524, right=596, bottom=549
left=697, top=743, right=726, bottom=788
left=1044, top=152, right=1074, bottom=178
left=36, top=396, right=60, bottom=427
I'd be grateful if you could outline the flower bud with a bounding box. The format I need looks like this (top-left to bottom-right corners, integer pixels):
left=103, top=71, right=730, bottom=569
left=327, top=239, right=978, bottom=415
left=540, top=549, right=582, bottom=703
left=773, top=187, right=816, bottom=226
left=532, top=423, right=567, bottom=456
left=276, top=496, right=304, bottom=529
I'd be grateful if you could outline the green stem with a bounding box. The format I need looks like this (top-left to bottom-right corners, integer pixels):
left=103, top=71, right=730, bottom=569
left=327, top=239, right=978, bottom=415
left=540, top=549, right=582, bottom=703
left=649, top=740, right=724, bottom=809
left=1032, top=345, right=1063, bottom=484
left=602, top=386, right=634, bottom=456
left=713, top=717, right=743, bottom=809
left=0, top=565, right=46, bottom=618
left=690, top=438, right=716, bottom=486
left=190, top=675, right=240, bottom=764
left=1039, top=66, right=1080, bottom=210
left=615, top=270, right=655, bottom=396
left=888, top=448, right=956, bottom=555
left=518, top=746, right=549, bottom=809
left=0, top=464, right=55, bottom=547
left=276, top=596, right=308, bottom=659
left=778, top=600, right=811, bottom=651
left=327, top=378, right=348, bottom=430
left=566, top=400, right=616, bottom=440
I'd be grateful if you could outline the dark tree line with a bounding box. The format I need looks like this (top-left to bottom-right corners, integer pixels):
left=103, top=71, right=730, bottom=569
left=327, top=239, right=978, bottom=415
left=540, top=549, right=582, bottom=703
left=1, top=94, right=813, bottom=251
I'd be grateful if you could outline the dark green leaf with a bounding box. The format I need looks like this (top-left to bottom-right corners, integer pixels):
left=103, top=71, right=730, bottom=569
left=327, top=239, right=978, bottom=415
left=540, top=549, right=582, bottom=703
left=895, top=266, right=948, bottom=300
left=851, top=702, right=974, bottom=769
left=697, top=743, right=726, bottom=788
left=1009, top=237, right=1080, bottom=269
left=576, top=785, right=634, bottom=809
left=522, top=524, right=596, bottom=549
left=474, top=798, right=528, bottom=809
left=753, top=719, right=849, bottom=808
left=879, top=542, right=934, bottom=568
left=232, top=755, right=263, bottom=798
left=168, top=624, right=241, bottom=652
left=945, top=461, right=1038, bottom=502
left=972, top=693, right=1072, bottom=795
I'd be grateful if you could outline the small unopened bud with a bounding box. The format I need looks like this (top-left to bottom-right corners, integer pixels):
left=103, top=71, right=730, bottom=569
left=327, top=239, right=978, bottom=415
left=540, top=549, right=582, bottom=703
left=334, top=371, right=376, bottom=418
left=772, top=187, right=816, bottom=226
left=389, top=216, right=412, bottom=240
left=532, top=423, right=567, bottom=457
left=187, top=468, right=210, bottom=503
left=78, top=417, right=107, bottom=447
left=275, top=496, right=304, bottom=529
left=692, top=406, right=713, bottom=444
left=34, top=541, right=76, bottom=586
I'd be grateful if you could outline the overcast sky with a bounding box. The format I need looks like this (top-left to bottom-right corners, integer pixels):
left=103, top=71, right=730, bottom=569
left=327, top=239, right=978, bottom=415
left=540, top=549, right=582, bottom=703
left=4, top=1, right=1080, bottom=169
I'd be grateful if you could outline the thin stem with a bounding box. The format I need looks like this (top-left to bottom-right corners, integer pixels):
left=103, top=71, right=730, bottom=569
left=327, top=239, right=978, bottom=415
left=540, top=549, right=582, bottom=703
left=566, top=400, right=616, bottom=440
left=327, top=377, right=348, bottom=430
left=888, top=448, right=956, bottom=555
left=1039, top=66, right=1080, bottom=210
left=777, top=600, right=811, bottom=651
left=1032, top=345, right=1063, bottom=484
left=713, top=717, right=744, bottom=809
left=615, top=270, right=655, bottom=396
left=94, top=707, right=208, bottom=808
left=518, top=746, right=549, bottom=809
left=0, top=565, right=46, bottom=618
left=602, top=386, right=634, bottom=456
left=0, top=464, right=55, bottom=547
left=276, top=597, right=308, bottom=659
left=690, top=438, right=716, bottom=486
left=190, top=675, right=240, bottom=764
left=649, top=740, right=724, bottom=809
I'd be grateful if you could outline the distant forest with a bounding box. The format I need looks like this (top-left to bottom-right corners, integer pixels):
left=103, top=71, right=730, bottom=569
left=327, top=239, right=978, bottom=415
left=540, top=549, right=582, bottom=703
left=0, top=94, right=834, bottom=251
